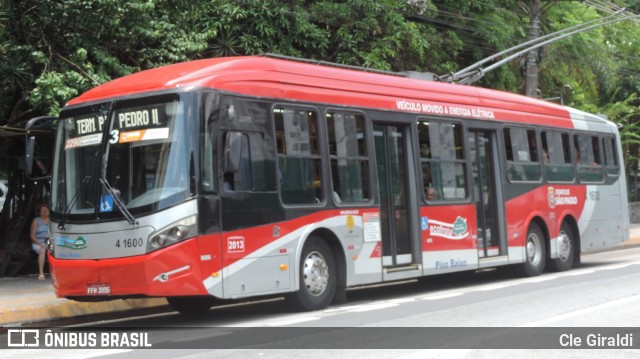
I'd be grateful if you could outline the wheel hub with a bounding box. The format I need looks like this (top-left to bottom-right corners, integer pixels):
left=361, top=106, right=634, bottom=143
left=526, top=233, right=541, bottom=265
left=557, top=231, right=571, bottom=261
left=303, top=251, right=329, bottom=296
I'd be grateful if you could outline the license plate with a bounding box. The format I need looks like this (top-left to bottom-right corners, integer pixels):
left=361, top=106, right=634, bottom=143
left=86, top=283, right=111, bottom=295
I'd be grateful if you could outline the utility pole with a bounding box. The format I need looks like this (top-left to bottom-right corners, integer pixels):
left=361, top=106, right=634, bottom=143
left=525, top=0, right=542, bottom=98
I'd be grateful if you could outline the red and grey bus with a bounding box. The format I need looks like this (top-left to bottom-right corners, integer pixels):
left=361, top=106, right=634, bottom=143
left=37, top=55, right=630, bottom=314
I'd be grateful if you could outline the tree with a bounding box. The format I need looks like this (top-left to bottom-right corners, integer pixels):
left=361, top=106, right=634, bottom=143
left=605, top=94, right=640, bottom=200
left=1, top=0, right=465, bottom=124
left=1, top=0, right=214, bottom=124
left=1, top=0, right=639, bottom=129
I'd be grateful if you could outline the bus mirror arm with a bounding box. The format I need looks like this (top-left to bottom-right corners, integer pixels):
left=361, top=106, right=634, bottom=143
left=223, top=132, right=242, bottom=173
left=25, top=136, right=35, bottom=177
left=24, top=115, right=56, bottom=181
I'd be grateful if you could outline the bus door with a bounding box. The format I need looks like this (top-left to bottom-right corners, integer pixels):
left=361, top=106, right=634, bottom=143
left=468, top=129, right=506, bottom=259
left=373, top=123, right=416, bottom=268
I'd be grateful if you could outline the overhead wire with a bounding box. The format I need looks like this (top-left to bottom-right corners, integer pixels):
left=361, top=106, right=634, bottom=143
left=225, top=0, right=639, bottom=76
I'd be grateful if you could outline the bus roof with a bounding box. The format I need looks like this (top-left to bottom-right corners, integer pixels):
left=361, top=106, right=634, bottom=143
left=67, top=56, right=575, bottom=127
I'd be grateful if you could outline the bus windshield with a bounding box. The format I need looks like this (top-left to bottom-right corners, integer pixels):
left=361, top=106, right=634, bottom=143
left=52, top=96, right=192, bottom=220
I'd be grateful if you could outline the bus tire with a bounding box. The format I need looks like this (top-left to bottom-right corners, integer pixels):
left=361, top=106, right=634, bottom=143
left=514, top=222, right=546, bottom=277
left=287, top=237, right=337, bottom=311
left=549, top=222, right=575, bottom=272
left=167, top=296, right=214, bottom=316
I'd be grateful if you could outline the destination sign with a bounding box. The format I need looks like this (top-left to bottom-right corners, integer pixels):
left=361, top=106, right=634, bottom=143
left=114, top=104, right=166, bottom=130
left=64, top=104, right=169, bottom=149
left=64, top=114, right=105, bottom=150
left=74, top=115, right=106, bottom=135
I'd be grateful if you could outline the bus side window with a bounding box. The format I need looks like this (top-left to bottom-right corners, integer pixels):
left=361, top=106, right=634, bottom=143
left=327, top=111, right=370, bottom=204
left=574, top=134, right=604, bottom=183
left=223, top=132, right=252, bottom=191
left=274, top=107, right=322, bottom=205
left=542, top=131, right=574, bottom=182
left=602, top=136, right=620, bottom=176
left=503, top=127, right=541, bottom=182
left=418, top=119, right=467, bottom=201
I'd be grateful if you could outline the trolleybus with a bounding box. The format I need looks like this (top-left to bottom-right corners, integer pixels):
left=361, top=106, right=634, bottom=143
left=34, top=55, right=630, bottom=314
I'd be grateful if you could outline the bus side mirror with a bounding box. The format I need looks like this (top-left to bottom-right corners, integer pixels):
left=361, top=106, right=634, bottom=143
left=24, top=116, right=56, bottom=180
left=223, top=132, right=242, bottom=173
left=25, top=135, right=36, bottom=177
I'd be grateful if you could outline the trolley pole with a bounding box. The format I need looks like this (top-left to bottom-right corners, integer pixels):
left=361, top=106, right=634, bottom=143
left=525, top=0, right=542, bottom=98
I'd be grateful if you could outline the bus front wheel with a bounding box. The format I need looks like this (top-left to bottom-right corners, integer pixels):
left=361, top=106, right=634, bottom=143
left=287, top=237, right=337, bottom=311
left=515, top=223, right=546, bottom=277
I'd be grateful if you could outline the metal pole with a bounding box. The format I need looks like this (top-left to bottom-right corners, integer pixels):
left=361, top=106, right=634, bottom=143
left=525, top=0, right=542, bottom=97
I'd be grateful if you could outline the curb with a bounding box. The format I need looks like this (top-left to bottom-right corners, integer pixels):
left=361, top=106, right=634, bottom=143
left=0, top=298, right=168, bottom=326
left=614, top=242, right=640, bottom=250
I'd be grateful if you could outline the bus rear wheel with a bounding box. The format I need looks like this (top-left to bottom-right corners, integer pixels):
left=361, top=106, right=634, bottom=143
left=287, top=237, right=337, bottom=311
left=549, top=222, right=574, bottom=272
left=167, top=296, right=214, bottom=316
left=514, top=223, right=546, bottom=277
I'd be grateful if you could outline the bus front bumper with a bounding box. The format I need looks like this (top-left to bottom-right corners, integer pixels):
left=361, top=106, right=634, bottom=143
left=48, top=239, right=210, bottom=299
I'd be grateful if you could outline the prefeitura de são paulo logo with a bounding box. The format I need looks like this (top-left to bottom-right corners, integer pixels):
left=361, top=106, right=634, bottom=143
left=548, top=186, right=556, bottom=209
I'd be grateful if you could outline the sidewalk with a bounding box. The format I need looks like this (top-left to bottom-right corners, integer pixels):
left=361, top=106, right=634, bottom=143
left=623, top=224, right=640, bottom=250
left=0, top=276, right=169, bottom=326
left=2, top=226, right=640, bottom=327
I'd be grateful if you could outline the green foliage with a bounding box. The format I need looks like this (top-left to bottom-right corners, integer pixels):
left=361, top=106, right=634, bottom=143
left=604, top=94, right=640, bottom=196
left=539, top=4, right=606, bottom=108
left=0, top=0, right=639, bottom=145
left=1, top=0, right=639, bottom=198
left=0, top=0, right=215, bottom=124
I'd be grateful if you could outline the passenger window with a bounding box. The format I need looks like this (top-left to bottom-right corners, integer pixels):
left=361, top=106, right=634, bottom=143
left=541, top=131, right=574, bottom=182
left=574, top=134, right=604, bottom=183
left=418, top=120, right=467, bottom=201
left=274, top=107, right=322, bottom=205
left=327, top=112, right=370, bottom=204
left=503, top=127, right=541, bottom=182
left=602, top=136, right=620, bottom=176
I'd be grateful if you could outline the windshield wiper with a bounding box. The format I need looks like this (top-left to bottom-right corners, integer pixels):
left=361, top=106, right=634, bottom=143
left=99, top=178, right=138, bottom=225
left=58, top=175, right=94, bottom=230
left=93, top=102, right=136, bottom=225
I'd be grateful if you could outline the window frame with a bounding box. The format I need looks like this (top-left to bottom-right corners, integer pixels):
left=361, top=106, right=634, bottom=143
left=325, top=109, right=373, bottom=206
left=541, top=129, right=575, bottom=183
left=503, top=125, right=543, bottom=183
left=417, top=117, right=469, bottom=203
left=272, top=104, right=324, bottom=207
left=573, top=132, right=605, bottom=184
left=602, top=135, right=620, bottom=177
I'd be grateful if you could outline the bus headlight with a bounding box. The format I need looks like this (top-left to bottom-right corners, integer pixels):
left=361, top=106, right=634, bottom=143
left=147, top=215, right=197, bottom=252
left=45, top=237, right=55, bottom=255
left=150, top=234, right=168, bottom=248
left=172, top=225, right=189, bottom=239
